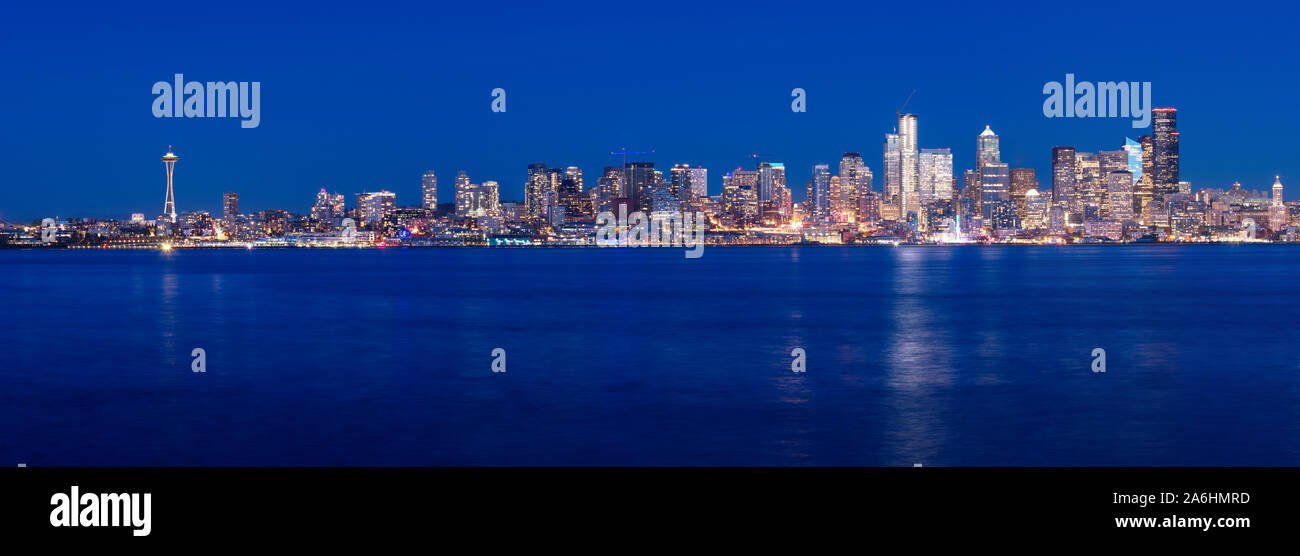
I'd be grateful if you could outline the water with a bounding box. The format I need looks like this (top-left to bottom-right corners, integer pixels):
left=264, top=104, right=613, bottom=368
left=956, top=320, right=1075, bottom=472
left=2, top=246, right=1298, bottom=466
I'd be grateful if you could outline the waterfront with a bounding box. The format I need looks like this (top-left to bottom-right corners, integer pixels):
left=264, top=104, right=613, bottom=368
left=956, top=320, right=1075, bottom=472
left=2, top=246, right=1298, bottom=465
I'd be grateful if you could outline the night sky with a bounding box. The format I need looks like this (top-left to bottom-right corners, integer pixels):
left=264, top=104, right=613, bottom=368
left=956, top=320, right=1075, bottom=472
left=2, top=1, right=1296, bottom=221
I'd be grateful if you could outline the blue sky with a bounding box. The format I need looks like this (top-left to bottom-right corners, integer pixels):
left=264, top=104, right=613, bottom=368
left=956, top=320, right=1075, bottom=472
left=2, top=1, right=1296, bottom=220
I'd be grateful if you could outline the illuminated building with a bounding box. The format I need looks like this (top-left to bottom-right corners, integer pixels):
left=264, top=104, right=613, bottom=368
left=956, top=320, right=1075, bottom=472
left=1153, top=108, right=1179, bottom=197
left=898, top=114, right=918, bottom=219
left=222, top=191, right=239, bottom=221
left=919, top=148, right=953, bottom=204
left=421, top=171, right=438, bottom=211
left=1009, top=168, right=1037, bottom=219
left=883, top=133, right=901, bottom=207
left=161, top=148, right=179, bottom=223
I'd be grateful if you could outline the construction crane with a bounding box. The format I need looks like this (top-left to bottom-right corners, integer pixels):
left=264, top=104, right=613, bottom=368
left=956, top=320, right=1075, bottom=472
left=610, top=148, right=655, bottom=169
left=896, top=89, right=916, bottom=116
left=609, top=148, right=655, bottom=199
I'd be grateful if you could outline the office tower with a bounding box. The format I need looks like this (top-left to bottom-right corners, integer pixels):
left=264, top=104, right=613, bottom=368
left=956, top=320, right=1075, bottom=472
left=757, top=162, right=786, bottom=203
left=810, top=164, right=831, bottom=222
left=1107, top=171, right=1135, bottom=221
left=979, top=162, right=1010, bottom=221
left=1274, top=176, right=1285, bottom=206
left=989, top=199, right=1018, bottom=230
left=1098, top=149, right=1129, bottom=217
left=624, top=162, right=657, bottom=212
left=961, top=169, right=979, bottom=213
left=1051, top=147, right=1076, bottom=209
left=1023, top=189, right=1049, bottom=229
left=1135, top=135, right=1155, bottom=223
left=722, top=168, right=758, bottom=223
left=977, top=125, right=1000, bottom=170
left=919, top=148, right=953, bottom=204
left=898, top=114, right=919, bottom=218
left=1152, top=108, right=1179, bottom=197
left=559, top=167, right=590, bottom=221
left=883, top=133, right=901, bottom=206
left=1009, top=168, right=1037, bottom=219
left=421, top=171, right=438, bottom=211
left=222, top=191, right=238, bottom=221
left=827, top=175, right=843, bottom=221
left=1123, top=139, right=1142, bottom=184
left=1075, top=152, right=1099, bottom=220
left=838, top=152, right=865, bottom=218
left=859, top=190, right=881, bottom=225
left=161, top=148, right=179, bottom=223
left=356, top=191, right=397, bottom=229
left=856, top=165, right=874, bottom=221
left=670, top=164, right=691, bottom=200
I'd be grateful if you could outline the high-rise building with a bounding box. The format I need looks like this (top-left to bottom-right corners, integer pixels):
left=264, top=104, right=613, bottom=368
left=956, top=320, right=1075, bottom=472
left=1136, top=135, right=1155, bottom=223
left=977, top=125, right=1000, bottom=171
left=979, top=162, right=1010, bottom=221
left=624, top=162, right=657, bottom=213
left=757, top=162, right=786, bottom=203
left=883, top=134, right=901, bottom=207
left=838, top=153, right=865, bottom=218
left=1098, top=149, right=1129, bottom=218
left=1052, top=147, right=1076, bottom=210
left=1152, top=108, right=1179, bottom=197
left=421, top=171, right=438, bottom=211
left=558, top=166, right=590, bottom=221
left=810, top=164, right=831, bottom=222
left=1107, top=171, right=1135, bottom=221
left=919, top=148, right=953, bottom=204
left=455, top=171, right=475, bottom=217
left=1123, top=139, right=1142, bottom=184
left=1009, top=168, right=1037, bottom=219
left=898, top=114, right=919, bottom=218
left=222, top=191, right=238, bottom=221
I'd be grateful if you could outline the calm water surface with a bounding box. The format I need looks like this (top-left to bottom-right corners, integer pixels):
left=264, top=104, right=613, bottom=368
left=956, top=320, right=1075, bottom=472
left=2, top=246, right=1298, bottom=465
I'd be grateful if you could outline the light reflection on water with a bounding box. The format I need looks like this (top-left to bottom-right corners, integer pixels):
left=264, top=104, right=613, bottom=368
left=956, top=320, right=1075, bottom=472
left=1, top=246, right=1298, bottom=466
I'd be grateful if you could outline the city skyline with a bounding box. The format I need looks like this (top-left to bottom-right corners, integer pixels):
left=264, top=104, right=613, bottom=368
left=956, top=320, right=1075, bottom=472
left=3, top=3, right=1299, bottom=221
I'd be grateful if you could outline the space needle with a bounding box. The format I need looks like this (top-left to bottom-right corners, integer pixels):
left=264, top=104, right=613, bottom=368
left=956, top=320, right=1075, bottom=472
left=162, top=147, right=179, bottom=223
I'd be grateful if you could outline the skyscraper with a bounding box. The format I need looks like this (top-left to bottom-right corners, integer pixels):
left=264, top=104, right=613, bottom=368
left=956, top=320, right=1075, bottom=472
left=838, top=152, right=865, bottom=219
left=624, top=162, right=657, bottom=213
left=1107, top=171, right=1135, bottom=221
left=421, top=171, right=438, bottom=211
left=1052, top=147, right=1077, bottom=215
left=161, top=148, right=179, bottom=223
left=1009, top=168, right=1037, bottom=219
left=919, top=148, right=953, bottom=204
left=454, top=170, right=474, bottom=217
left=222, top=191, right=238, bottom=221
left=883, top=134, right=901, bottom=207
left=979, top=162, right=1010, bottom=221
left=898, top=114, right=918, bottom=218
left=977, top=125, right=1000, bottom=171
left=757, top=162, right=786, bottom=202
left=1152, top=108, right=1179, bottom=197
left=810, top=164, right=831, bottom=222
